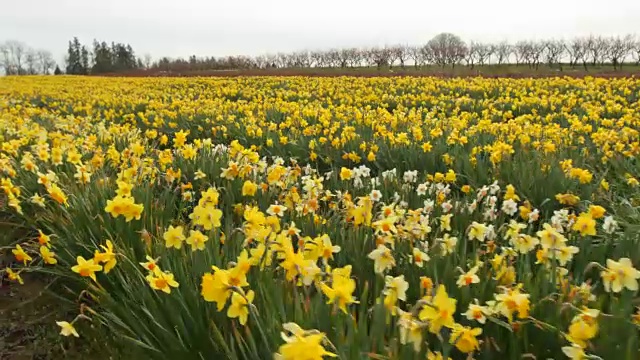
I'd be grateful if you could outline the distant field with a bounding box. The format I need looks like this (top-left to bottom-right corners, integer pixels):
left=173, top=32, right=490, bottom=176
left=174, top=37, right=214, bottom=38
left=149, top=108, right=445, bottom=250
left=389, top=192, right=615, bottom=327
left=109, top=64, right=640, bottom=78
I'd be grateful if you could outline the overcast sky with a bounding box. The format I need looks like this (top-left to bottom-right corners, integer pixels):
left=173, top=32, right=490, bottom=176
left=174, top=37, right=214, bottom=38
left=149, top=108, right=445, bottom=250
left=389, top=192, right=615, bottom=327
left=2, top=0, right=640, bottom=62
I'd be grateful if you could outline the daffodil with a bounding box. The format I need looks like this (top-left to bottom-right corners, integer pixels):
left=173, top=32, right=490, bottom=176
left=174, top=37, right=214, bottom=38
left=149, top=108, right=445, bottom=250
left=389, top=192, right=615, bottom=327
left=40, top=246, right=57, bottom=265
left=561, top=343, right=588, bottom=359
left=601, top=258, right=640, bottom=293
left=94, top=240, right=117, bottom=273
left=186, top=229, right=208, bottom=251
left=494, top=287, right=530, bottom=322
left=411, top=247, right=429, bottom=267
left=241, top=180, right=258, bottom=196
left=56, top=321, right=79, bottom=337
left=163, top=225, right=185, bottom=249
left=12, top=244, right=32, bottom=265
left=201, top=266, right=232, bottom=310
left=383, top=275, right=409, bottom=314
left=320, top=266, right=357, bottom=313
left=71, top=256, right=103, bottom=282
left=227, top=289, right=254, bottom=325
left=139, top=255, right=159, bottom=272
left=468, top=221, right=487, bottom=241
left=367, top=244, right=395, bottom=274
left=146, top=268, right=179, bottom=294
left=457, top=264, right=481, bottom=287
left=6, top=268, right=24, bottom=284
left=572, top=212, right=596, bottom=236
left=418, top=285, right=456, bottom=333
left=450, top=324, right=482, bottom=353
left=397, top=309, right=424, bottom=352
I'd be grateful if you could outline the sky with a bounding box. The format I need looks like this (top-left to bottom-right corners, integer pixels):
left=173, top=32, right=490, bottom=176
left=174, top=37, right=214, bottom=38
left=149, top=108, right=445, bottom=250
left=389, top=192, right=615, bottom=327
left=2, top=0, right=640, bottom=63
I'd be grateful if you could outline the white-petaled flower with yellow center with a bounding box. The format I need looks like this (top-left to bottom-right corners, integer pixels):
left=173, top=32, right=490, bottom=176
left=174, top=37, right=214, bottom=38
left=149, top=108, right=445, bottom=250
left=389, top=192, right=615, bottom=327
left=267, top=203, right=286, bottom=217
left=468, top=222, right=487, bottom=242
left=457, top=264, right=482, bottom=287
left=411, top=247, right=430, bottom=267
left=369, top=189, right=382, bottom=202
left=601, top=258, right=640, bottom=293
left=367, top=244, right=395, bottom=274
left=438, top=233, right=458, bottom=255
left=464, top=302, right=492, bottom=324
left=383, top=275, right=409, bottom=313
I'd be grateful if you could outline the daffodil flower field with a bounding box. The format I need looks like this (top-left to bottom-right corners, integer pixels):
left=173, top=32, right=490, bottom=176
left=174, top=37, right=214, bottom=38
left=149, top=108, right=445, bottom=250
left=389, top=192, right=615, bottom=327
left=1, top=75, right=640, bottom=360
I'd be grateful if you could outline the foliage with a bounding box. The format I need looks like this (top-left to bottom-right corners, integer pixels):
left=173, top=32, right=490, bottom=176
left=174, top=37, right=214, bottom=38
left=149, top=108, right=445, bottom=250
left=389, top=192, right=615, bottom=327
left=1, top=76, right=640, bottom=360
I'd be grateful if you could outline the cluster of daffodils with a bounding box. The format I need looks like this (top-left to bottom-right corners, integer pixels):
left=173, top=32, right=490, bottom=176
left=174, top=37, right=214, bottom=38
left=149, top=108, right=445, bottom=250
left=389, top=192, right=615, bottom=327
left=1, top=76, right=640, bottom=359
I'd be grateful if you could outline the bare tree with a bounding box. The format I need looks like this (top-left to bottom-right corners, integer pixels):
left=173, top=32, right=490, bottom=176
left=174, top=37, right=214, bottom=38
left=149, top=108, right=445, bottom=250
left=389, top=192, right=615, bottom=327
left=632, top=38, right=640, bottom=65
left=476, top=43, right=494, bottom=65
left=308, top=51, right=321, bottom=67
left=351, top=48, right=366, bottom=67
left=36, top=49, right=55, bottom=74
left=390, top=45, right=409, bottom=68
left=407, top=46, right=423, bottom=68
left=345, top=48, right=361, bottom=67
left=24, top=50, right=37, bottom=74
left=288, top=51, right=308, bottom=67
left=264, top=54, right=277, bottom=68
left=544, top=39, right=565, bottom=68
left=142, top=54, right=153, bottom=69
left=531, top=41, right=546, bottom=69
left=421, top=45, right=435, bottom=65
left=4, top=40, right=27, bottom=75
left=325, top=49, right=339, bottom=67
left=514, top=41, right=531, bottom=66
left=362, top=48, right=377, bottom=67
left=495, top=41, right=512, bottom=65
left=253, top=55, right=266, bottom=69
left=367, top=47, right=391, bottom=69
left=0, top=43, right=13, bottom=75
left=587, top=35, right=609, bottom=66
left=427, top=33, right=467, bottom=67
left=565, top=38, right=587, bottom=68
left=607, top=34, right=634, bottom=69
left=321, top=50, right=333, bottom=67
left=275, top=53, right=288, bottom=68
left=465, top=41, right=481, bottom=68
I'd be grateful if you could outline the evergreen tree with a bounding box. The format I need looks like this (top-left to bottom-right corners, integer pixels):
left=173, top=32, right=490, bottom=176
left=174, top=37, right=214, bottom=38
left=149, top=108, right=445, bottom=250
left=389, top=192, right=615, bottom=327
left=65, top=37, right=82, bottom=74
left=92, top=40, right=114, bottom=74
left=81, top=46, right=90, bottom=74
left=64, top=37, right=141, bottom=75
left=54, top=65, right=62, bottom=75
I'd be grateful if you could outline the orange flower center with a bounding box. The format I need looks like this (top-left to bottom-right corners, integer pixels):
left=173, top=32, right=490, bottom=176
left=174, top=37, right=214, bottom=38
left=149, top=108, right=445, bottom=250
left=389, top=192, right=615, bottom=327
left=155, top=278, right=168, bottom=289
left=229, top=276, right=241, bottom=287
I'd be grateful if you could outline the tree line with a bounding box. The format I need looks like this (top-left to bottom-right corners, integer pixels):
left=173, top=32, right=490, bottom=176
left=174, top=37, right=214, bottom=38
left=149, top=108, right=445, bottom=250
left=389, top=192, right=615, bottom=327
left=64, top=37, right=142, bottom=75
left=151, top=33, right=640, bottom=73
left=0, top=40, right=57, bottom=75
left=2, top=33, right=640, bottom=76
left=0, top=37, right=142, bottom=76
